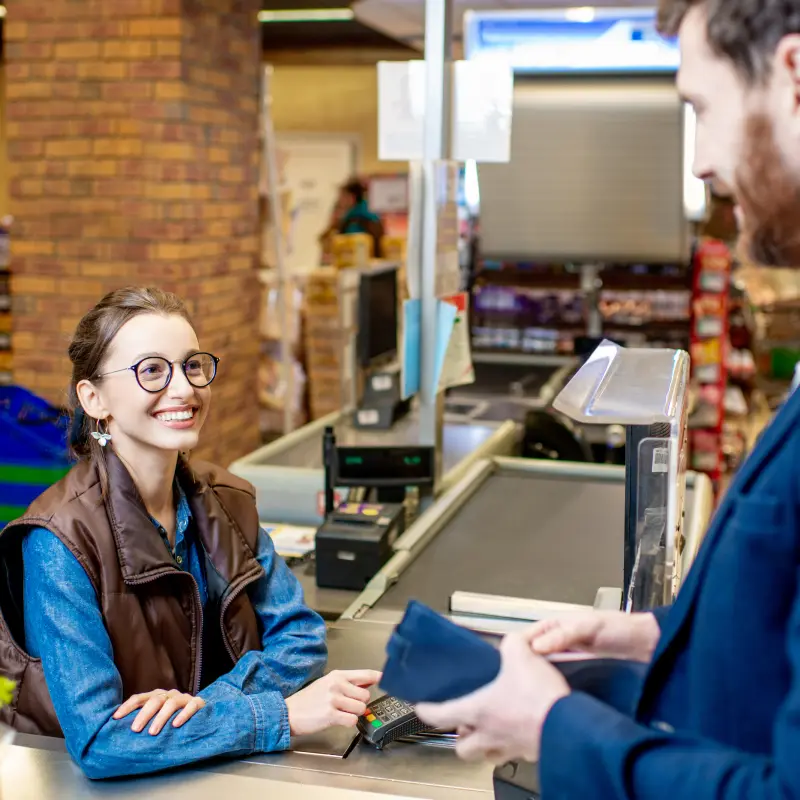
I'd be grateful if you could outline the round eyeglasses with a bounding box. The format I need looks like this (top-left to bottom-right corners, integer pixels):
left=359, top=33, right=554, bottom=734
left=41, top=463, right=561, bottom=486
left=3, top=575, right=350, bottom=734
left=97, top=352, right=220, bottom=393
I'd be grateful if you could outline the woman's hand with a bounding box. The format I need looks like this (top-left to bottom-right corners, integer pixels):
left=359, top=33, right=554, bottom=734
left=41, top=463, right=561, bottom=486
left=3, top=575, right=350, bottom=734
left=526, top=610, right=661, bottom=663
left=286, top=669, right=382, bottom=737
left=113, top=689, right=206, bottom=735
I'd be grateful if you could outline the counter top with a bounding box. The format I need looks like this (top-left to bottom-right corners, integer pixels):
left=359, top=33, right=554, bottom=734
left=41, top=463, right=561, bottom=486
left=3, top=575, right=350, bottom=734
left=5, top=731, right=493, bottom=799
left=2, top=620, right=495, bottom=799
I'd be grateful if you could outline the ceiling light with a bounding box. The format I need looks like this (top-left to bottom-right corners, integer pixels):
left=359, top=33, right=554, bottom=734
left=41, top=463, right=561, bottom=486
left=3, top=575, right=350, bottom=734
left=0, top=6, right=6, bottom=18
left=258, top=8, right=354, bottom=23
left=564, top=7, right=596, bottom=23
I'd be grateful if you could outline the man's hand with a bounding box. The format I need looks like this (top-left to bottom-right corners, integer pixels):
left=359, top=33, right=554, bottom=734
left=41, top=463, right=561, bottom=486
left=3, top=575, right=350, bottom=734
left=113, top=689, right=206, bottom=735
left=416, top=632, right=569, bottom=764
left=527, top=610, right=660, bottom=663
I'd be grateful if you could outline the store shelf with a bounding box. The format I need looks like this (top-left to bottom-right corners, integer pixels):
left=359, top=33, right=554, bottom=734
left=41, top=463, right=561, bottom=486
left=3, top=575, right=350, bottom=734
left=471, top=351, right=575, bottom=367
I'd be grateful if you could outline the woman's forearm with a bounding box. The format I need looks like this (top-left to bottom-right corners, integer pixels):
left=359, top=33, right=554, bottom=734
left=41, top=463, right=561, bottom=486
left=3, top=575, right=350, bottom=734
left=78, top=682, right=289, bottom=780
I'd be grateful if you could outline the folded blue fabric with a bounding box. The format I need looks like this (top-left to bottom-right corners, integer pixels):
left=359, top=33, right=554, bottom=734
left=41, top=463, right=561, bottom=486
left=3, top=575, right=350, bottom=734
left=379, top=600, right=502, bottom=704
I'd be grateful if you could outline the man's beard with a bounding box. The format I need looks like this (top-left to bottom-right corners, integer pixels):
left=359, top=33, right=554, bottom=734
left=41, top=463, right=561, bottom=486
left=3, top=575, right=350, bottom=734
left=735, top=113, right=800, bottom=267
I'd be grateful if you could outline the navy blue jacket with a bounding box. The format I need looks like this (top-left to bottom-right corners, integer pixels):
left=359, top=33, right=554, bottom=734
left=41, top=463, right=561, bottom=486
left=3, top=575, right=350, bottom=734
left=540, top=384, right=800, bottom=799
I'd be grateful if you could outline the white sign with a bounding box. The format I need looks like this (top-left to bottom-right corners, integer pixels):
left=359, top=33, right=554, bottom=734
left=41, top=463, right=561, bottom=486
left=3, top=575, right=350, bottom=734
left=377, top=61, right=426, bottom=161
left=378, top=60, right=513, bottom=164
left=452, top=60, right=513, bottom=163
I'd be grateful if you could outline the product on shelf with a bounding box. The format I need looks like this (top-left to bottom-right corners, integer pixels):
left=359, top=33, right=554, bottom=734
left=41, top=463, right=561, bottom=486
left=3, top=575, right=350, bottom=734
left=688, top=238, right=732, bottom=488
left=469, top=261, right=692, bottom=358
left=599, top=289, right=691, bottom=325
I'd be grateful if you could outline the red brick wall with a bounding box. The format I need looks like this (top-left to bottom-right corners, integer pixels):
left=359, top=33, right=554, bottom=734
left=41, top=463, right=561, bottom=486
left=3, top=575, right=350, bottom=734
left=4, top=0, right=262, bottom=465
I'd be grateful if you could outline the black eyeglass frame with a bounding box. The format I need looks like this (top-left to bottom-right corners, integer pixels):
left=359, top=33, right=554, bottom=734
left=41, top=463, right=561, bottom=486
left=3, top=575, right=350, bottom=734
left=96, top=352, right=220, bottom=394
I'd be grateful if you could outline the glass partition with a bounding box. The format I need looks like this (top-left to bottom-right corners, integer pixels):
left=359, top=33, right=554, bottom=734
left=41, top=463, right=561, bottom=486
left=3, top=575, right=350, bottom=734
left=553, top=339, right=689, bottom=607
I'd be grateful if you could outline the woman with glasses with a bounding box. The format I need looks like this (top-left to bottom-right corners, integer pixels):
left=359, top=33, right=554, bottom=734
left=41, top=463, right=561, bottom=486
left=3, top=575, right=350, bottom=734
left=0, top=287, right=380, bottom=779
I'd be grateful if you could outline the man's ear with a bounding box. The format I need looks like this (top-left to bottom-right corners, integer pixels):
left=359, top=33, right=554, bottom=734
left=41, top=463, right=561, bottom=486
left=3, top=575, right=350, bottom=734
left=75, top=379, right=108, bottom=422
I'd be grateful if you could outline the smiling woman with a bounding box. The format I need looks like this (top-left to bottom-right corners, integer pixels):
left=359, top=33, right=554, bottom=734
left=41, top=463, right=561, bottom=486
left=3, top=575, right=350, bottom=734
left=0, top=287, right=381, bottom=780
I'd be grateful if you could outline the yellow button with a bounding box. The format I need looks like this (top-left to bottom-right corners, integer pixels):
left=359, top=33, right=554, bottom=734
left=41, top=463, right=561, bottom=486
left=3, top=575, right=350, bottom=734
left=363, top=509, right=379, bottom=517
left=366, top=714, right=375, bottom=722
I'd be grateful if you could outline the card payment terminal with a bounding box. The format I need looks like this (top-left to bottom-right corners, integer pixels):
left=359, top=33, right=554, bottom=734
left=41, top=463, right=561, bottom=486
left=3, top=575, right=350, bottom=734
left=357, top=694, right=433, bottom=749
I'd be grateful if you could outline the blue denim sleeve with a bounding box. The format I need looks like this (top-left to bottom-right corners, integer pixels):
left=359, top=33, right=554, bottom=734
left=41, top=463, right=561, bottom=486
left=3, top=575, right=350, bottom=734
left=224, top=527, right=328, bottom=697
left=22, top=527, right=312, bottom=780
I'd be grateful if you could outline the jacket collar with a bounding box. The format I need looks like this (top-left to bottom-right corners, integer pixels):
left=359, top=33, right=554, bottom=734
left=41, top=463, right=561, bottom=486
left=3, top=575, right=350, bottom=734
left=104, top=450, right=260, bottom=586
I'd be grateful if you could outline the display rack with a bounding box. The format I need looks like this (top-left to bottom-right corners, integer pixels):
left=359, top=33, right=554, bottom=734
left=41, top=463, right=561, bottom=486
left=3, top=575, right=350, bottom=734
left=470, top=261, right=692, bottom=366
left=687, top=238, right=732, bottom=490
left=0, top=217, right=11, bottom=387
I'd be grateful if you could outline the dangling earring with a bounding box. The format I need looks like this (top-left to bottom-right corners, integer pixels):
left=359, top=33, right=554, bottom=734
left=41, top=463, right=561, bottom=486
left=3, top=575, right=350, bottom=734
left=91, top=418, right=112, bottom=448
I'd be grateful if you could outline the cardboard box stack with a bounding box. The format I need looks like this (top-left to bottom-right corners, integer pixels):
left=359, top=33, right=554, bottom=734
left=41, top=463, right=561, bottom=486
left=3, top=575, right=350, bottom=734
left=304, top=268, right=359, bottom=420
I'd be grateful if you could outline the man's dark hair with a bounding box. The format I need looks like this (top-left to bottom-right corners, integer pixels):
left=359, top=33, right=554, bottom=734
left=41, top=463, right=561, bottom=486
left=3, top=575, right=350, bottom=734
left=658, top=0, right=800, bottom=82
left=343, top=179, right=366, bottom=204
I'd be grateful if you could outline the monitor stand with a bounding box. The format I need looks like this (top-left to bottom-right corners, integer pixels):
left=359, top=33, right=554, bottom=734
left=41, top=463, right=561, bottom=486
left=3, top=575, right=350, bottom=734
left=353, top=364, right=411, bottom=430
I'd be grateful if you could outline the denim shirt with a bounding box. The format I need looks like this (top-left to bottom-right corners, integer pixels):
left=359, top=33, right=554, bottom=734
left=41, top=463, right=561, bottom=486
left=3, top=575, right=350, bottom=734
left=22, top=487, right=327, bottom=780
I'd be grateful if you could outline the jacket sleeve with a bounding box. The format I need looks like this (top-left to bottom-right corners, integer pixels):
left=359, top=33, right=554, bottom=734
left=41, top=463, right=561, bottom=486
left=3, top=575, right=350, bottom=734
left=22, top=528, right=300, bottom=780
left=222, top=526, right=327, bottom=698
left=539, top=573, right=800, bottom=800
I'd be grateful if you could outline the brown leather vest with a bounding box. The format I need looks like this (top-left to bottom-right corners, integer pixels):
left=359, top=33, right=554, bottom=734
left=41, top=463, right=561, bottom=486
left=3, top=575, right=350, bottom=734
left=0, top=450, right=265, bottom=736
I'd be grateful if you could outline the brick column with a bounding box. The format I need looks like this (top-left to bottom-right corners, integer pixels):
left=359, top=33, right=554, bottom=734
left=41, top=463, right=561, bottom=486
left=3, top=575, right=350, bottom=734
left=3, top=0, right=262, bottom=465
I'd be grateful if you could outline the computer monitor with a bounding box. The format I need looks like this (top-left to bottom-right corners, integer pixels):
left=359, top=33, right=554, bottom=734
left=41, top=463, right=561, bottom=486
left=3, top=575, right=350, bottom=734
left=357, top=267, right=399, bottom=368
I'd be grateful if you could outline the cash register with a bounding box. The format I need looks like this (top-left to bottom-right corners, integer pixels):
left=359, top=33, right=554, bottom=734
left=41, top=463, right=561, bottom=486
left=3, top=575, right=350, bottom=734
left=315, top=427, right=435, bottom=591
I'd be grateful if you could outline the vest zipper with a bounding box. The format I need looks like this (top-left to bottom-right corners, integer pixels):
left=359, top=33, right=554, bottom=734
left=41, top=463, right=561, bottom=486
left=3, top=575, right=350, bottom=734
left=126, top=569, right=204, bottom=695
left=188, top=573, right=204, bottom=694
left=219, top=569, right=262, bottom=663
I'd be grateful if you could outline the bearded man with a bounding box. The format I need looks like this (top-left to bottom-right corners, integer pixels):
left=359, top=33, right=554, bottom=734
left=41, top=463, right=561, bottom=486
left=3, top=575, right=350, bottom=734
left=417, top=3, right=800, bottom=798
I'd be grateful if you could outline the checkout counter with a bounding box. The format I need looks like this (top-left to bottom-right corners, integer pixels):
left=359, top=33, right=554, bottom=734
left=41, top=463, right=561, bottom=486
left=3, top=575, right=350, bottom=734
left=6, top=619, right=498, bottom=800
left=230, top=409, right=518, bottom=619
left=230, top=409, right=518, bottom=525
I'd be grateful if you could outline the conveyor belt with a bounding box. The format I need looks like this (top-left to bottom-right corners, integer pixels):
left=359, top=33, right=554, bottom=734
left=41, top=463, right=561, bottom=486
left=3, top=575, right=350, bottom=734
left=375, top=469, right=625, bottom=612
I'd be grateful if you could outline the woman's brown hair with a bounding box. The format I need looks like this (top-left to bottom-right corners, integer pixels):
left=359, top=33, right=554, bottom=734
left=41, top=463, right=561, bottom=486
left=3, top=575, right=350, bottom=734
left=68, top=287, right=191, bottom=486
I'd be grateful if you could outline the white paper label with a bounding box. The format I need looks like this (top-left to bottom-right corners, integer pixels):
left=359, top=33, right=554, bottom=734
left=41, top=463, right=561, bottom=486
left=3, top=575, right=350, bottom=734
left=652, top=447, right=669, bottom=473
left=357, top=409, right=379, bottom=426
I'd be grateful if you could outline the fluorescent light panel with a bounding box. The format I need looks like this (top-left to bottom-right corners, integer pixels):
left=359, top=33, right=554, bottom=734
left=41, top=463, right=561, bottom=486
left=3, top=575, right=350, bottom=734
left=564, top=6, right=596, bottom=23
left=258, top=8, right=354, bottom=23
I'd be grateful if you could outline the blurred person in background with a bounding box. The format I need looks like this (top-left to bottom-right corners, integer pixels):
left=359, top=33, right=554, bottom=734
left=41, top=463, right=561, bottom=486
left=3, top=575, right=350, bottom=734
left=320, top=178, right=384, bottom=261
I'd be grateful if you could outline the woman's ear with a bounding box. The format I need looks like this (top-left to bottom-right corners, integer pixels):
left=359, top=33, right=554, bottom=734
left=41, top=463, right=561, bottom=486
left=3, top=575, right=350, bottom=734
left=76, top=379, right=109, bottom=422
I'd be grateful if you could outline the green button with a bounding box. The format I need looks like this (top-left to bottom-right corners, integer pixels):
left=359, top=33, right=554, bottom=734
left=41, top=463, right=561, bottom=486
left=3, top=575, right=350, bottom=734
left=371, top=720, right=383, bottom=728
